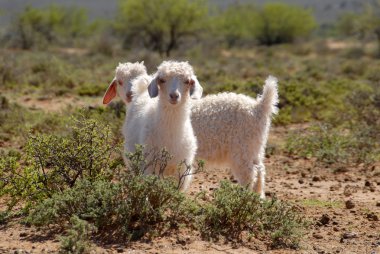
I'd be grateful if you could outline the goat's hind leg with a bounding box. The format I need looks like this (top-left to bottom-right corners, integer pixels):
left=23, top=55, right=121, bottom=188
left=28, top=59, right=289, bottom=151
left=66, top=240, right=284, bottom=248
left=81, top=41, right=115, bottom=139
left=231, top=161, right=266, bottom=199
left=253, top=163, right=266, bottom=199
left=230, top=161, right=256, bottom=191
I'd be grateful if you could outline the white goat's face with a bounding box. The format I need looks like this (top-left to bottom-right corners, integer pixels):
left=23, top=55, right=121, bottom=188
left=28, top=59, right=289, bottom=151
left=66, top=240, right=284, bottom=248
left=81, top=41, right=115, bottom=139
left=147, top=61, right=203, bottom=103
left=116, top=79, right=133, bottom=104
left=103, top=62, right=147, bottom=105
left=155, top=75, right=194, bottom=105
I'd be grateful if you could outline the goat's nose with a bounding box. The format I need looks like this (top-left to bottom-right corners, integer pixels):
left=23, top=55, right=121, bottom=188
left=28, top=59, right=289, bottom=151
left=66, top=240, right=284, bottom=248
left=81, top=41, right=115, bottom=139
left=170, top=92, right=179, bottom=100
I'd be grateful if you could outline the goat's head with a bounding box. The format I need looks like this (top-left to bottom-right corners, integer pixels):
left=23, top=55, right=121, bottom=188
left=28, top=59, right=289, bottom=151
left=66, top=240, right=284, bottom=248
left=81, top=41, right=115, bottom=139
left=148, top=61, right=203, bottom=105
left=103, top=61, right=147, bottom=104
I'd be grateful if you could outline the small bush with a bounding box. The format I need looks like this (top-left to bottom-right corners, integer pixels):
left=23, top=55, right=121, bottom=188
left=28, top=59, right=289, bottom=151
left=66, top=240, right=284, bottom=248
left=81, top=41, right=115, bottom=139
left=213, top=4, right=258, bottom=48
left=0, top=111, right=121, bottom=211
left=115, top=0, right=208, bottom=56
left=286, top=124, right=350, bottom=164
left=275, top=79, right=329, bottom=124
left=28, top=146, right=195, bottom=241
left=75, top=83, right=105, bottom=96
left=199, top=181, right=306, bottom=248
left=286, top=122, right=379, bottom=165
left=6, top=5, right=98, bottom=49
left=254, top=3, right=316, bottom=45
left=59, top=215, right=94, bottom=254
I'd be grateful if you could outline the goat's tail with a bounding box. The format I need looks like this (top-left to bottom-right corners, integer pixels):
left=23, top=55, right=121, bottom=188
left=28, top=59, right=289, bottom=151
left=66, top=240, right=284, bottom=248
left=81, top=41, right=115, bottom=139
left=257, top=75, right=279, bottom=116
left=132, top=74, right=151, bottom=96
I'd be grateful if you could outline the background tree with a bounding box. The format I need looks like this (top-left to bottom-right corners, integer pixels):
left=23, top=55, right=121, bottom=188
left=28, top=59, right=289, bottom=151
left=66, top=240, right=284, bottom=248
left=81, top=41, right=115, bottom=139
left=337, top=1, right=380, bottom=55
left=7, top=5, right=98, bottom=49
left=213, top=4, right=258, bottom=48
left=254, top=3, right=316, bottom=45
left=115, top=0, right=208, bottom=56
left=214, top=3, right=315, bottom=47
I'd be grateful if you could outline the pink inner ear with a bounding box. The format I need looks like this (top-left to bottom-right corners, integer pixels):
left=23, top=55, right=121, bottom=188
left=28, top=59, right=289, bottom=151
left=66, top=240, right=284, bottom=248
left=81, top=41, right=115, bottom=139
left=103, top=82, right=117, bottom=104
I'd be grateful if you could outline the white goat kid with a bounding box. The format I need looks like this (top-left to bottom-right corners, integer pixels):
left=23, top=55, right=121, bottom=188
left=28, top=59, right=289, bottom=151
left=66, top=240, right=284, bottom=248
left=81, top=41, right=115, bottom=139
left=191, top=76, right=278, bottom=199
left=102, top=61, right=150, bottom=164
left=124, top=61, right=203, bottom=191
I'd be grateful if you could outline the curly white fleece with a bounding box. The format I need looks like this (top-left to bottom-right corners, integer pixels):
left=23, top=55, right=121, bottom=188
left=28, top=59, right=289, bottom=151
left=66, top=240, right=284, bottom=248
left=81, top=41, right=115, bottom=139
left=191, top=76, right=278, bottom=198
left=114, top=62, right=148, bottom=104
left=123, top=61, right=199, bottom=191
left=115, top=62, right=147, bottom=84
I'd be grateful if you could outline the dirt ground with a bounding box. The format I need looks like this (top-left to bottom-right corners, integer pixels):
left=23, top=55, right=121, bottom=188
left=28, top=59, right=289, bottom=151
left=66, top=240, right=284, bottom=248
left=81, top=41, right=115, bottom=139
left=0, top=99, right=379, bottom=254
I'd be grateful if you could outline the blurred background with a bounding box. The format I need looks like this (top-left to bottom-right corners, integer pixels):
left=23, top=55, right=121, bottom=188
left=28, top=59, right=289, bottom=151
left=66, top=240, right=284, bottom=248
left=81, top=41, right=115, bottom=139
left=0, top=0, right=379, bottom=163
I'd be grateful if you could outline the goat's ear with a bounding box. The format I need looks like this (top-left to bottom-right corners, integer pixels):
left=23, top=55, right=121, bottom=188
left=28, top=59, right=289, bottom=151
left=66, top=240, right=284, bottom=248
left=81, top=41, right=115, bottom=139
left=190, top=75, right=203, bottom=99
left=103, top=78, right=117, bottom=104
left=148, top=77, right=159, bottom=98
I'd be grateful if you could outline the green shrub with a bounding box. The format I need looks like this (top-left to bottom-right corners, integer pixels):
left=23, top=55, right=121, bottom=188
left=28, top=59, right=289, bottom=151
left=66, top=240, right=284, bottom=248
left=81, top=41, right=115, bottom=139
left=336, top=6, right=380, bottom=55
left=59, top=215, right=95, bottom=254
left=199, top=181, right=306, bottom=248
left=27, top=146, right=195, bottom=241
left=28, top=179, right=120, bottom=229
left=115, top=0, right=208, bottom=56
left=213, top=4, right=258, bottom=47
left=286, top=121, right=379, bottom=165
left=28, top=55, right=76, bottom=90
left=212, top=3, right=315, bottom=47
left=275, top=79, right=329, bottom=124
left=0, top=100, right=70, bottom=147
left=7, top=5, right=98, bottom=49
left=0, top=152, right=28, bottom=210
left=0, top=111, right=121, bottom=211
left=343, top=85, right=380, bottom=163
left=75, top=83, right=105, bottom=96
left=254, top=3, right=316, bottom=45
left=286, top=124, right=350, bottom=164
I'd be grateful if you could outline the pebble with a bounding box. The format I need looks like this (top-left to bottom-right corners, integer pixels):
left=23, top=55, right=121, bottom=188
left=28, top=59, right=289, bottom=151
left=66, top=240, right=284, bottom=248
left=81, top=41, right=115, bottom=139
left=313, top=232, right=324, bottom=239
left=376, top=202, right=380, bottom=207
left=367, top=212, right=379, bottom=221
left=342, top=232, right=358, bottom=239
left=19, top=232, right=28, bottom=237
left=345, top=200, right=355, bottom=209
left=365, top=180, right=371, bottom=187
left=318, top=214, right=330, bottom=226
left=176, top=238, right=186, bottom=245
left=298, top=179, right=304, bottom=184
left=117, top=248, right=124, bottom=253
left=312, top=176, right=321, bottom=182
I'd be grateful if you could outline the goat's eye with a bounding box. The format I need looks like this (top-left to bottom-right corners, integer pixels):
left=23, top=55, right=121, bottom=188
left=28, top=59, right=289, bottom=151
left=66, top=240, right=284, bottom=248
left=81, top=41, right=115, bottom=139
left=158, top=78, right=166, bottom=84
left=185, top=79, right=194, bottom=86
left=117, top=80, right=123, bottom=86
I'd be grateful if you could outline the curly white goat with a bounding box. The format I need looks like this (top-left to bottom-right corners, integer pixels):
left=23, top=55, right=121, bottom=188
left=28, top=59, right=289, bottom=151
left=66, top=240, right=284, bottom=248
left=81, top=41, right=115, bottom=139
left=191, top=76, right=278, bottom=198
left=103, top=62, right=151, bottom=158
left=107, top=61, right=203, bottom=190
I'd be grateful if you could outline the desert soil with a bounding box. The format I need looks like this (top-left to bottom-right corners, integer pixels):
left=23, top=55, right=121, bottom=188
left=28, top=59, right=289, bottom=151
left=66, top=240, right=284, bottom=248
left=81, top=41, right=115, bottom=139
left=0, top=98, right=379, bottom=254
